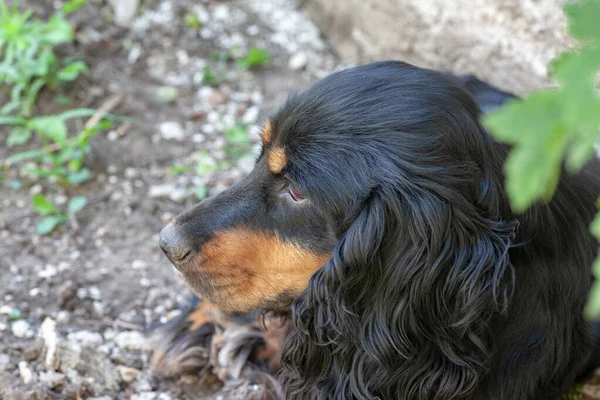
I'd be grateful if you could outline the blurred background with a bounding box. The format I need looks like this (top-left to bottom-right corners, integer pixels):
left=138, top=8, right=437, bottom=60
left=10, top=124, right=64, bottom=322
left=0, top=0, right=582, bottom=399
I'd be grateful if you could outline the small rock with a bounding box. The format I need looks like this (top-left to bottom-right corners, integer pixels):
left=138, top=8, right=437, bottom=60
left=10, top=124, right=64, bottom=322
left=208, top=90, right=227, bottom=106
left=39, top=371, right=65, bottom=389
left=124, top=167, right=138, bottom=179
left=131, top=260, right=147, bottom=270
left=58, top=280, right=78, bottom=307
left=89, top=287, right=102, bottom=300
left=154, top=86, right=179, bottom=103
left=67, top=330, right=104, bottom=347
left=11, top=320, right=31, bottom=338
left=148, top=184, right=187, bottom=203
left=77, top=287, right=89, bottom=299
left=56, top=311, right=71, bottom=324
left=38, top=264, right=58, bottom=279
left=40, top=317, right=58, bottom=369
left=242, top=106, right=260, bottom=124
left=289, top=51, right=308, bottom=71
left=159, top=122, right=185, bottom=141
left=0, top=353, right=10, bottom=368
left=108, top=0, right=139, bottom=25
left=114, top=330, right=148, bottom=351
left=18, top=361, right=33, bottom=384
left=117, top=365, right=141, bottom=383
left=131, top=393, right=158, bottom=400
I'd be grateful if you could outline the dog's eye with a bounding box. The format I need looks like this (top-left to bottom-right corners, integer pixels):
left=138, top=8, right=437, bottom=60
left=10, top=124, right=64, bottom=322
left=288, top=184, right=306, bottom=202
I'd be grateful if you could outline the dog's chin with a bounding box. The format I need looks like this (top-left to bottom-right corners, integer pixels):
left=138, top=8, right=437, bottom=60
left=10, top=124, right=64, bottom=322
left=183, top=278, right=298, bottom=316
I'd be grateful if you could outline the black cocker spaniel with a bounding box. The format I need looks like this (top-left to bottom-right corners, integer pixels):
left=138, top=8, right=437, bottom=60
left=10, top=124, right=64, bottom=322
left=155, top=61, right=600, bottom=399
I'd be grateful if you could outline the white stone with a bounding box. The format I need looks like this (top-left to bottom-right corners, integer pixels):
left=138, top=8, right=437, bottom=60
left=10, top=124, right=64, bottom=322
left=114, top=331, right=149, bottom=351
left=288, top=51, right=308, bottom=70
left=67, top=330, right=104, bottom=346
left=11, top=320, right=31, bottom=338
left=18, top=361, right=33, bottom=384
left=159, top=122, right=185, bottom=141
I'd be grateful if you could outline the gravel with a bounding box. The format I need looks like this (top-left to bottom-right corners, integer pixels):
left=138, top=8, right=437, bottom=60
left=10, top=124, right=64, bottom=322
left=0, top=0, right=338, bottom=398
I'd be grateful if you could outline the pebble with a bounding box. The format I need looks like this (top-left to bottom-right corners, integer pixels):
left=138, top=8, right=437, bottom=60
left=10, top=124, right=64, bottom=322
left=154, top=86, right=179, bottom=103
left=18, top=361, right=33, bottom=384
left=117, top=365, right=141, bottom=383
left=11, top=320, right=31, bottom=338
left=132, top=260, right=148, bottom=270
left=289, top=51, right=309, bottom=70
left=39, top=371, right=66, bottom=389
left=38, top=264, right=58, bottom=279
left=114, top=330, right=149, bottom=351
left=40, top=317, right=58, bottom=369
left=67, top=330, right=104, bottom=346
left=159, top=122, right=185, bottom=141
left=242, top=106, right=260, bottom=124
left=58, top=280, right=78, bottom=306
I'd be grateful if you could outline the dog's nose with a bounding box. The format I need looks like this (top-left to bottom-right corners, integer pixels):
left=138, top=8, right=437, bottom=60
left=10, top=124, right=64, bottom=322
left=159, top=223, right=193, bottom=265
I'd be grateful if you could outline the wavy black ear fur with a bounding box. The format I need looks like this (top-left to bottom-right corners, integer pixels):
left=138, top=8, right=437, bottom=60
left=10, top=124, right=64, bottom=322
left=281, top=180, right=517, bottom=399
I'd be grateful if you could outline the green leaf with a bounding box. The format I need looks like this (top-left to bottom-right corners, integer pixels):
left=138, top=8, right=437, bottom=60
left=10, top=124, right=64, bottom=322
left=237, top=47, right=270, bottom=70
left=67, top=195, right=87, bottom=214
left=57, top=61, right=88, bottom=81
left=6, top=149, right=45, bottom=164
left=169, top=165, right=194, bottom=175
left=184, top=12, right=201, bottom=30
left=6, top=127, right=31, bottom=146
left=32, top=193, right=58, bottom=215
left=67, top=168, right=90, bottom=184
left=585, top=277, right=600, bottom=319
left=0, top=116, right=26, bottom=125
left=28, top=116, right=67, bottom=144
left=564, top=0, right=600, bottom=41
left=192, top=184, right=208, bottom=200
left=36, top=215, right=65, bottom=235
left=62, top=0, right=87, bottom=14
left=58, top=108, right=102, bottom=121
left=42, top=14, right=73, bottom=45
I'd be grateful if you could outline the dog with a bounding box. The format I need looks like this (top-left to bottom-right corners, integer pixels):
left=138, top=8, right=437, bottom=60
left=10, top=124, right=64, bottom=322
left=154, top=61, right=600, bottom=399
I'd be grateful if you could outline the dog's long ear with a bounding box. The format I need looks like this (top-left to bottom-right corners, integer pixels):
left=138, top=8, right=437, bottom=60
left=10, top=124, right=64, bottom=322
left=281, top=187, right=517, bottom=400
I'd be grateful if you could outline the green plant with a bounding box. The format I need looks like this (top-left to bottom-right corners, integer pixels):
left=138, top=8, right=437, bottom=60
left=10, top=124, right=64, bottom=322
left=32, top=192, right=87, bottom=234
left=237, top=47, right=270, bottom=71
left=223, top=121, right=252, bottom=160
left=184, top=12, right=201, bottom=30
left=482, top=0, right=600, bottom=317
left=0, top=0, right=89, bottom=121
left=2, top=110, right=111, bottom=188
left=169, top=122, right=253, bottom=200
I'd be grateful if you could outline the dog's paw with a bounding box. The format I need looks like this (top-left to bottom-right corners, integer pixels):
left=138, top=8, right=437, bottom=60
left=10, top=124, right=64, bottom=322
left=150, top=296, right=289, bottom=384
left=150, top=298, right=217, bottom=377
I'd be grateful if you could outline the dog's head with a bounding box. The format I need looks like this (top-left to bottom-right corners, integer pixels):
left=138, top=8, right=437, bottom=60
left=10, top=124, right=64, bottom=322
left=160, top=61, right=513, bottom=314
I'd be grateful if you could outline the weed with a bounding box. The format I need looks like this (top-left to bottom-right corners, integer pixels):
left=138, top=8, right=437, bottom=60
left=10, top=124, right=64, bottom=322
left=0, top=0, right=89, bottom=120
left=184, top=12, right=201, bottom=30
left=169, top=122, right=253, bottom=201
left=32, top=193, right=87, bottom=234
left=223, top=121, right=252, bottom=161
left=237, top=47, right=271, bottom=71
left=199, top=47, right=271, bottom=85
left=3, top=112, right=111, bottom=188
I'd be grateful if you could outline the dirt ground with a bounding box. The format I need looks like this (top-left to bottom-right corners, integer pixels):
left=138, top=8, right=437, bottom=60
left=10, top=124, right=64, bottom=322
left=2, top=1, right=600, bottom=399
left=0, top=0, right=335, bottom=398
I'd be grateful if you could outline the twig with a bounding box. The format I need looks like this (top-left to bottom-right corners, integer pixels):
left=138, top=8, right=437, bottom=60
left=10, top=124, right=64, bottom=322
left=84, top=93, right=123, bottom=129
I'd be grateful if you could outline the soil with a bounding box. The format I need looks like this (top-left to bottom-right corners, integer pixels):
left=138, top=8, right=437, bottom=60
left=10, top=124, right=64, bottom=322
left=1, top=0, right=599, bottom=399
left=0, top=0, right=335, bottom=398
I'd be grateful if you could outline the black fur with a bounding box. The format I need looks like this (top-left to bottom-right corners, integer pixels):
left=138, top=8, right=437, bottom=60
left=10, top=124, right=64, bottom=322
left=276, top=62, right=600, bottom=399
left=159, top=61, right=600, bottom=399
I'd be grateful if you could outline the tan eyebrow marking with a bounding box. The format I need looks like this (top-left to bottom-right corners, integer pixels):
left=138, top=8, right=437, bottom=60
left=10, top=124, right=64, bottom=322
left=268, top=146, right=287, bottom=174
left=261, top=119, right=273, bottom=145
